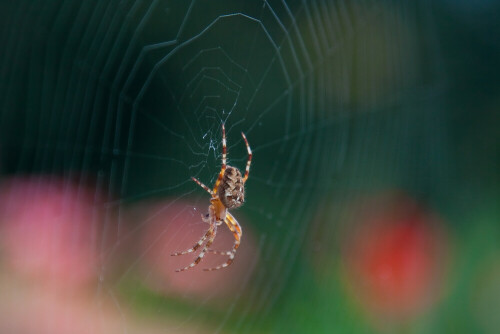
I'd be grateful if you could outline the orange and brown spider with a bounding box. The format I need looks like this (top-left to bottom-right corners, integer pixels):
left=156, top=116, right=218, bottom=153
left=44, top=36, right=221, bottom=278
left=171, top=123, right=252, bottom=272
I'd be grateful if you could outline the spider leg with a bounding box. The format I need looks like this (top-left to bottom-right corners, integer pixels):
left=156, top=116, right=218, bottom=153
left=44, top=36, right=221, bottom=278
left=241, top=132, right=252, bottom=183
left=212, top=123, right=227, bottom=194
left=206, top=212, right=242, bottom=256
left=175, top=223, right=218, bottom=272
left=171, top=224, right=213, bottom=256
left=226, top=211, right=242, bottom=236
left=207, top=250, right=232, bottom=255
left=191, top=177, right=213, bottom=195
left=203, top=212, right=242, bottom=271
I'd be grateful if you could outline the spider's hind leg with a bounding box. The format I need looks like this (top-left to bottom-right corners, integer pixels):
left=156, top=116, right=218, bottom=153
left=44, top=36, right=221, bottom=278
left=241, top=131, right=252, bottom=183
left=212, top=123, right=227, bottom=194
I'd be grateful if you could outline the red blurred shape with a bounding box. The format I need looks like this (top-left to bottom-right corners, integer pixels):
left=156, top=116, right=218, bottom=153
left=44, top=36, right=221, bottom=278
left=342, top=192, right=449, bottom=320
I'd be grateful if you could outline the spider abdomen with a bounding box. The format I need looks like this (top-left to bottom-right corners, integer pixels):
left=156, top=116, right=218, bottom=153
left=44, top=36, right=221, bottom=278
left=218, top=166, right=245, bottom=209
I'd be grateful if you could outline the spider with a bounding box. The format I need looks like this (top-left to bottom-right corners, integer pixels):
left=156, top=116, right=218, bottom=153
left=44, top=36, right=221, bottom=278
left=171, top=123, right=252, bottom=272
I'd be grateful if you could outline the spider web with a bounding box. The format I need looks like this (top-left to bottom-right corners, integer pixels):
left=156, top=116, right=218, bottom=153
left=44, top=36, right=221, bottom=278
left=2, top=0, right=487, bottom=333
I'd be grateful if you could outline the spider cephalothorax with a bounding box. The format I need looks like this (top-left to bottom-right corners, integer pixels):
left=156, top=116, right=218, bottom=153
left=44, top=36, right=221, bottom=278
left=171, top=123, right=252, bottom=272
left=218, top=166, right=245, bottom=209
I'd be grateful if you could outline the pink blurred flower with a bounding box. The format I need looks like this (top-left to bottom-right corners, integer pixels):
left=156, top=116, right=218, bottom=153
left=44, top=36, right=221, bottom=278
left=0, top=176, right=100, bottom=290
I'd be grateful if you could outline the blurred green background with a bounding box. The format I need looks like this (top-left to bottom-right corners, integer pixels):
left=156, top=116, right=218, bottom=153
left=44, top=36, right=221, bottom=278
left=0, top=0, right=499, bottom=333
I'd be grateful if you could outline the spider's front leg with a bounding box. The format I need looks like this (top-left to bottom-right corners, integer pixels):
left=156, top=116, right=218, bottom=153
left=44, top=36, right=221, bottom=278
left=174, top=224, right=218, bottom=272
left=171, top=225, right=213, bottom=256
left=171, top=205, right=215, bottom=257
left=204, top=213, right=242, bottom=271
